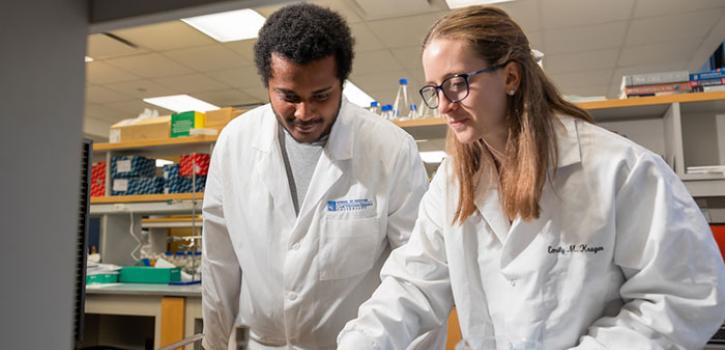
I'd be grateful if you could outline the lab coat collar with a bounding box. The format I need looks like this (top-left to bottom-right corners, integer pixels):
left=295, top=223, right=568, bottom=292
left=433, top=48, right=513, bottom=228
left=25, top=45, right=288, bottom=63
left=325, top=97, right=354, bottom=161
left=555, top=115, right=582, bottom=169
left=473, top=115, right=579, bottom=250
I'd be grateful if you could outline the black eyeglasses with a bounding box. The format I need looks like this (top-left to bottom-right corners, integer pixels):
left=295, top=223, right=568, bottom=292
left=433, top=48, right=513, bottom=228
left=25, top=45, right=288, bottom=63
left=419, top=61, right=509, bottom=109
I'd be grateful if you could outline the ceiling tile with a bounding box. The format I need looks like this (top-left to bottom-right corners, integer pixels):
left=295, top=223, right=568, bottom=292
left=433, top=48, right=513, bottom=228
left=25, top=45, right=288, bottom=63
left=105, top=53, right=195, bottom=78
left=85, top=85, right=134, bottom=104
left=253, top=3, right=286, bottom=17
left=498, top=0, right=541, bottom=32
left=549, top=69, right=613, bottom=90
left=85, top=103, right=129, bottom=121
left=207, top=66, right=264, bottom=89
left=350, top=70, right=418, bottom=103
left=223, top=40, right=257, bottom=63
left=545, top=22, right=627, bottom=54
left=367, top=88, right=399, bottom=105
left=391, top=46, right=423, bottom=72
left=626, top=9, right=723, bottom=47
left=407, top=67, right=427, bottom=84
left=634, top=0, right=725, bottom=18
left=153, top=74, right=230, bottom=94
left=366, top=12, right=446, bottom=48
left=619, top=40, right=701, bottom=66
left=353, top=50, right=405, bottom=75
left=86, top=61, right=140, bottom=84
left=106, top=100, right=174, bottom=117
left=87, top=34, right=145, bottom=59
left=559, top=84, right=610, bottom=97
left=104, top=79, right=183, bottom=99
left=541, top=0, right=634, bottom=29
left=544, top=48, right=619, bottom=74
left=195, top=89, right=263, bottom=107
left=241, top=87, right=270, bottom=102
left=350, top=22, right=385, bottom=52
left=83, top=116, right=114, bottom=139
left=311, top=0, right=364, bottom=23
left=527, top=31, right=545, bottom=52
left=163, top=45, right=250, bottom=72
left=112, top=21, right=217, bottom=51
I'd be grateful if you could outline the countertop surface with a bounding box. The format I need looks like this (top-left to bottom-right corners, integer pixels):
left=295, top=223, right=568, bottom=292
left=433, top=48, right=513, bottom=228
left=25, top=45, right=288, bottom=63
left=86, top=283, right=201, bottom=297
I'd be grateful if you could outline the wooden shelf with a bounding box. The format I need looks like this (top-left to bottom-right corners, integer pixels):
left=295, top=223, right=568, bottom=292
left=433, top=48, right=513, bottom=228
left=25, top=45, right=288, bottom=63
left=577, top=91, right=725, bottom=110
left=93, top=135, right=217, bottom=152
left=142, top=216, right=203, bottom=228
left=394, top=117, right=445, bottom=128
left=91, top=193, right=203, bottom=204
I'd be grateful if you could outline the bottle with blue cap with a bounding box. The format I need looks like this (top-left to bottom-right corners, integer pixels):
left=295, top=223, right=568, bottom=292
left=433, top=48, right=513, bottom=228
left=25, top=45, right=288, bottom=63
left=380, top=104, right=393, bottom=120
left=368, top=101, right=379, bottom=115
left=393, top=78, right=415, bottom=120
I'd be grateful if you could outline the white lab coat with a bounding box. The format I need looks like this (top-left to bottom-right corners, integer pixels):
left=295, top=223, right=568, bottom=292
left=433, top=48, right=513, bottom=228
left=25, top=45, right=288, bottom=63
left=338, top=115, right=725, bottom=349
left=201, top=98, right=435, bottom=350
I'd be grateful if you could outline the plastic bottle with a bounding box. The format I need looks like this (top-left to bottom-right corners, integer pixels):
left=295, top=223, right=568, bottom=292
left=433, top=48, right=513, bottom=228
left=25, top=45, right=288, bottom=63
left=393, top=78, right=412, bottom=120
left=408, top=103, right=418, bottom=119
left=381, top=104, right=393, bottom=120
left=368, top=101, right=379, bottom=115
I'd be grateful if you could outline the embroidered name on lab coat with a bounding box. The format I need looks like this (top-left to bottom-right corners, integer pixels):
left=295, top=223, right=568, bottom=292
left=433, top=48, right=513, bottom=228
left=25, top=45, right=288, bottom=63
left=548, top=244, right=604, bottom=255
left=327, top=199, right=373, bottom=212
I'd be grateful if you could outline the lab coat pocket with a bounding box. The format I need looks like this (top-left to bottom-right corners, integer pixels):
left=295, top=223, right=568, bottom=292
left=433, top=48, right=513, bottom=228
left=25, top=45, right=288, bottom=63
left=319, top=216, right=380, bottom=280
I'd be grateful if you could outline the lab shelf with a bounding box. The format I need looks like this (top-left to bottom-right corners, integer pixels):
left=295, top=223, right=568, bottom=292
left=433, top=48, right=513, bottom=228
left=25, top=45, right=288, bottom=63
left=91, top=193, right=203, bottom=204
left=93, top=135, right=217, bottom=152
left=90, top=195, right=202, bottom=215
left=142, top=216, right=203, bottom=229
left=92, top=135, right=216, bottom=159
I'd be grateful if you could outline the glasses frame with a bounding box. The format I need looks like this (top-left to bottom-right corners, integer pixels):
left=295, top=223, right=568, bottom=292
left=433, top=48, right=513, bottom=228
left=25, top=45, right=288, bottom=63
left=419, top=61, right=510, bottom=109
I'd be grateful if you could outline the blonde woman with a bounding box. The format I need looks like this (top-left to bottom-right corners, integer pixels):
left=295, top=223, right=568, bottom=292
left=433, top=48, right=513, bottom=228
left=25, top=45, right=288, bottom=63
left=338, top=6, right=725, bottom=350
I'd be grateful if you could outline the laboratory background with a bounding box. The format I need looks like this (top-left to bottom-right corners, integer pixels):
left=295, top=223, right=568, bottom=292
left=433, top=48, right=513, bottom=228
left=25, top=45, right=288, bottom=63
left=2, top=0, right=725, bottom=349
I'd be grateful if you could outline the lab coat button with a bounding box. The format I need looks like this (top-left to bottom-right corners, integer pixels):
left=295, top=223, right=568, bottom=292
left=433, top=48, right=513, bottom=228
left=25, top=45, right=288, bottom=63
left=287, top=292, right=298, bottom=301
left=291, top=243, right=300, bottom=250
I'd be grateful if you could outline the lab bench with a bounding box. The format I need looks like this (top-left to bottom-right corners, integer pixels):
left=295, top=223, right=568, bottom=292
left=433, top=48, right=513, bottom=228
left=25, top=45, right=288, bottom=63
left=84, top=283, right=202, bottom=350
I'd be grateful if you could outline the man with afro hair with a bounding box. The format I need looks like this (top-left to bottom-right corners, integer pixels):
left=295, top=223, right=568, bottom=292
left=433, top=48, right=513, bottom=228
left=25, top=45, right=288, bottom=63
left=202, top=3, right=440, bottom=349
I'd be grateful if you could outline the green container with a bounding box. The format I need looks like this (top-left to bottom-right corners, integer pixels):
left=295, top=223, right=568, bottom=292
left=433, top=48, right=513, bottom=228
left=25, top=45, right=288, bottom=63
left=119, top=266, right=181, bottom=284
left=170, top=111, right=205, bottom=138
left=86, top=273, right=119, bottom=284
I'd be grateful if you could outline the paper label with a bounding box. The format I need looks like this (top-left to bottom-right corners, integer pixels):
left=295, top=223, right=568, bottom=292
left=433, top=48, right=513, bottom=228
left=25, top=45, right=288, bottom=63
left=113, top=179, right=129, bottom=192
left=117, top=160, right=132, bottom=173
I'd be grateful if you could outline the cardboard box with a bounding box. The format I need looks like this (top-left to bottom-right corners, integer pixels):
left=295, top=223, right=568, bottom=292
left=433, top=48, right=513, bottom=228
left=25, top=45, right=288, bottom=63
left=109, top=116, right=171, bottom=143
left=205, top=107, right=244, bottom=132
left=171, top=111, right=205, bottom=138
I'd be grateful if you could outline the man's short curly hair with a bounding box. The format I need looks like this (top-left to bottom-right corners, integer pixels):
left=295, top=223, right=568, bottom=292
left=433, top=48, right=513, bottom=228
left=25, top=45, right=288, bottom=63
left=254, top=3, right=355, bottom=87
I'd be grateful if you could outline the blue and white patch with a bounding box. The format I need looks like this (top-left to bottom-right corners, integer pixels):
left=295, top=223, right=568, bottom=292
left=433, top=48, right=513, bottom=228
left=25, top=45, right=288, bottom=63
left=327, top=198, right=373, bottom=212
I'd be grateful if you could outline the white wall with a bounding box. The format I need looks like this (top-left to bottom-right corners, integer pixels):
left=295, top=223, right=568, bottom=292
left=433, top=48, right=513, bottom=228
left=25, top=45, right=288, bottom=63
left=0, top=0, right=88, bottom=348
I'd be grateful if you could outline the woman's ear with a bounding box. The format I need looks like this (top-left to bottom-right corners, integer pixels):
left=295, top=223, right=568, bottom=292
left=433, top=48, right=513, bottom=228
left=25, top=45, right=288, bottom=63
left=504, top=61, right=521, bottom=96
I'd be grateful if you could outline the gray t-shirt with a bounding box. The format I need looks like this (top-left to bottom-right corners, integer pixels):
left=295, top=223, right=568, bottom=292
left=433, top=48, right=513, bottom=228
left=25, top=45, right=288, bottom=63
left=278, top=126, right=327, bottom=215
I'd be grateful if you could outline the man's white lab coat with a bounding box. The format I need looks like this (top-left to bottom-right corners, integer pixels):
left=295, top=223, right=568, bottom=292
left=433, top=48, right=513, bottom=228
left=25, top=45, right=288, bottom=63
left=202, top=98, right=430, bottom=349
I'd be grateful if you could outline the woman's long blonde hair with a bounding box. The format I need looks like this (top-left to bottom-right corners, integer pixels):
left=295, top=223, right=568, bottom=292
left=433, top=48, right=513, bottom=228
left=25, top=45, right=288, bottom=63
left=423, top=6, right=592, bottom=224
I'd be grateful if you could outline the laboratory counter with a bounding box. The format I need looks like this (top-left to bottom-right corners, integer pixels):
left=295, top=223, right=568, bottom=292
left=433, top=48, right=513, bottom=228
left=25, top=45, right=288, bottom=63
left=84, top=283, right=202, bottom=349
left=86, top=282, right=201, bottom=297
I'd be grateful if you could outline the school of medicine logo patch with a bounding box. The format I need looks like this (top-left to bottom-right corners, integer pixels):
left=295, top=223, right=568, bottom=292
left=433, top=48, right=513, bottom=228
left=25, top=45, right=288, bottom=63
left=327, top=199, right=373, bottom=212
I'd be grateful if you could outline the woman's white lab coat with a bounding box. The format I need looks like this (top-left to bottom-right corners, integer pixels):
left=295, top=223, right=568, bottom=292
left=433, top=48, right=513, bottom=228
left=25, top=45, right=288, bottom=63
left=338, top=115, right=725, bottom=349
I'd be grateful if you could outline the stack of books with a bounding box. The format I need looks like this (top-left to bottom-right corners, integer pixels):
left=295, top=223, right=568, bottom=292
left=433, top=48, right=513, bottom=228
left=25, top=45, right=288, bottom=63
left=620, top=70, right=691, bottom=98
left=690, top=69, right=725, bottom=93
left=620, top=69, right=725, bottom=98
